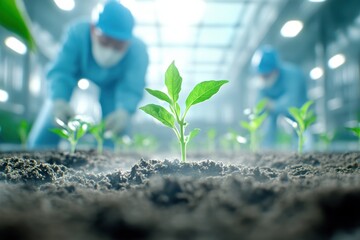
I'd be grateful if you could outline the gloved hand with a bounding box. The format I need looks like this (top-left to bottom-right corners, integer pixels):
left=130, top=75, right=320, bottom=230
left=52, top=99, right=75, bottom=124
left=105, top=109, right=130, bottom=136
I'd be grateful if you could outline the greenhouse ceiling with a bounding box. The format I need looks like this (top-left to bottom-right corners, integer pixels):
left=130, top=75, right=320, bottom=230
left=24, top=0, right=290, bottom=90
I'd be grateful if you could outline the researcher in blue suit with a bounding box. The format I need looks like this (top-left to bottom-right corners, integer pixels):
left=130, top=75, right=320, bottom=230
left=251, top=46, right=308, bottom=149
left=28, top=0, right=148, bottom=149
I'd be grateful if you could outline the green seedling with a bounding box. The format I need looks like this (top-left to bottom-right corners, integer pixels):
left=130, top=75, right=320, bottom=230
left=220, top=130, right=246, bottom=153
left=109, top=134, right=132, bottom=154
left=51, top=118, right=89, bottom=154
left=207, top=128, right=217, bottom=152
left=88, top=121, right=106, bottom=154
left=140, top=61, right=228, bottom=162
left=286, top=100, right=316, bottom=154
left=132, top=133, right=158, bottom=152
left=241, top=99, right=268, bottom=151
left=318, top=132, right=335, bottom=151
left=18, top=119, right=30, bottom=150
left=346, top=124, right=360, bottom=148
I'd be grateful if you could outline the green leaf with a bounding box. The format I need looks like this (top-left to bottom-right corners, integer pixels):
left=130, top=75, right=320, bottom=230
left=76, top=123, right=88, bottom=140
left=241, top=121, right=252, bottom=131
left=165, top=61, right=182, bottom=102
left=145, top=88, right=172, bottom=104
left=254, top=99, right=267, bottom=115
left=185, top=80, right=228, bottom=110
left=253, top=112, right=268, bottom=129
left=300, top=100, right=314, bottom=118
left=187, top=128, right=200, bottom=143
left=347, top=127, right=360, bottom=137
left=175, top=103, right=181, bottom=116
left=140, top=104, right=175, bottom=128
left=0, top=0, right=36, bottom=50
left=304, top=112, right=316, bottom=129
left=50, top=128, right=69, bottom=139
left=289, top=107, right=304, bottom=131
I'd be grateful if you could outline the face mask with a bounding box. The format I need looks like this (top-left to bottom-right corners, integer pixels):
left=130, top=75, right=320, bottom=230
left=261, top=71, right=279, bottom=88
left=91, top=37, right=126, bottom=68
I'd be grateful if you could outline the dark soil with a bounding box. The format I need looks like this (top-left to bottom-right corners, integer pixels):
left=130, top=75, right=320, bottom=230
left=0, top=150, right=359, bottom=240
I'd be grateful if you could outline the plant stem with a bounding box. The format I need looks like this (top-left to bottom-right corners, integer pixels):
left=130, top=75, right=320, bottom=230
left=70, top=142, right=76, bottom=154
left=298, top=132, right=303, bottom=154
left=179, top=120, right=186, bottom=162
left=97, top=139, right=103, bottom=154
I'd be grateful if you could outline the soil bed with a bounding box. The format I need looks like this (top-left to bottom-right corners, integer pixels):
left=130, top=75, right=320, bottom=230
left=0, top=150, right=359, bottom=240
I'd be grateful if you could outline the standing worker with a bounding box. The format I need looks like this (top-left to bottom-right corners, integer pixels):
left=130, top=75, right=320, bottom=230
left=251, top=45, right=308, bottom=149
left=28, top=0, right=148, bottom=149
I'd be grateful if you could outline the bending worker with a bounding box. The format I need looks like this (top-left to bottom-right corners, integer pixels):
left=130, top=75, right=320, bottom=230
left=28, top=0, right=148, bottom=149
left=251, top=45, right=308, bottom=149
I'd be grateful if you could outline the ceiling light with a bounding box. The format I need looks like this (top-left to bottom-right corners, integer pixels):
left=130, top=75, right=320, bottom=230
left=281, top=20, right=303, bottom=38
left=5, top=37, right=27, bottom=55
left=310, top=67, right=324, bottom=80
left=156, top=0, right=205, bottom=26
left=78, top=79, right=90, bottom=90
left=0, top=89, right=9, bottom=102
left=328, top=54, right=346, bottom=69
left=53, top=0, right=75, bottom=11
left=308, top=0, right=326, bottom=2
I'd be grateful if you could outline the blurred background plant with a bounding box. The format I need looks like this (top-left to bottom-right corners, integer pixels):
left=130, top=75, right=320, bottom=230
left=241, top=99, right=268, bottom=152
left=18, top=119, right=30, bottom=150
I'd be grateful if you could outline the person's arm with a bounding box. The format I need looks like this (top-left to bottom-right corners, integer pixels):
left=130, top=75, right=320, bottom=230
left=272, top=70, right=306, bottom=114
left=46, top=24, right=81, bottom=101
left=115, top=41, right=149, bottom=114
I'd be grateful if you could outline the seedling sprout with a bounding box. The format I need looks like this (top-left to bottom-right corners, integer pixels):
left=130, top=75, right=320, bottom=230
left=346, top=123, right=360, bottom=148
left=286, top=100, right=316, bottom=154
left=140, top=61, right=228, bottom=162
left=50, top=118, right=89, bottom=154
left=241, top=99, right=268, bottom=151
left=88, top=121, right=106, bottom=154
left=318, top=132, right=335, bottom=151
left=18, top=119, right=30, bottom=150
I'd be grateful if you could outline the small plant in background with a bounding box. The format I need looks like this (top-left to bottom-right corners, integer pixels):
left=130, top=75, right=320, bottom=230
left=241, top=99, right=268, bottom=151
left=109, top=134, right=132, bottom=154
left=220, top=130, right=247, bottom=153
left=132, top=133, right=158, bottom=152
left=318, top=131, right=335, bottom=151
left=286, top=100, right=316, bottom=154
left=88, top=121, right=106, bottom=154
left=346, top=123, right=360, bottom=148
left=140, top=61, right=228, bottom=162
left=51, top=118, right=89, bottom=154
left=18, top=119, right=30, bottom=150
left=206, top=128, right=217, bottom=152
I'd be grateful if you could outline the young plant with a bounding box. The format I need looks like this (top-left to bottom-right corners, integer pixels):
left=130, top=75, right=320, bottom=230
left=318, top=131, right=335, bottom=151
left=88, top=121, right=106, bottom=154
left=132, top=133, right=158, bottom=152
left=346, top=124, right=360, bottom=148
left=286, top=100, right=316, bottom=154
left=241, top=99, right=268, bottom=151
left=18, top=119, right=30, bottom=150
left=50, top=118, right=89, bottom=154
left=220, top=130, right=246, bottom=153
left=140, top=61, right=228, bottom=162
left=108, top=134, right=132, bottom=154
left=206, top=128, right=217, bottom=152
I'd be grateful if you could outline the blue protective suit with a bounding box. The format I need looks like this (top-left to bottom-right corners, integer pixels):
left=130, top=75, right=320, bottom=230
left=258, top=62, right=308, bottom=148
left=28, top=21, right=149, bottom=149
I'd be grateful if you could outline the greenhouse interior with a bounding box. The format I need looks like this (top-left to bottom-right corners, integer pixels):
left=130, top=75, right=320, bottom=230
left=0, top=0, right=359, bottom=152
left=0, top=0, right=360, bottom=239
